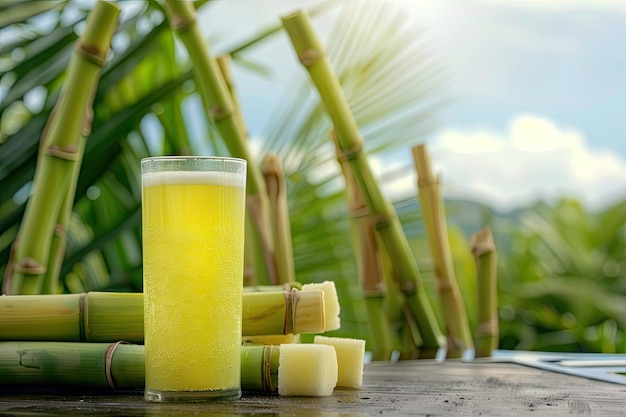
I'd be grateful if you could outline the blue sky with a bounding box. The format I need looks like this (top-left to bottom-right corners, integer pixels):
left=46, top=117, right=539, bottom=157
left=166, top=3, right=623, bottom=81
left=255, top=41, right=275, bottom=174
left=420, top=0, right=626, bottom=152
left=200, top=0, right=626, bottom=212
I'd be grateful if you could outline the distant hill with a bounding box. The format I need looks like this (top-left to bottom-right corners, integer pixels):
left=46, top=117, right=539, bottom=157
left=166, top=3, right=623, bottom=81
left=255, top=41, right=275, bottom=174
left=393, top=196, right=538, bottom=256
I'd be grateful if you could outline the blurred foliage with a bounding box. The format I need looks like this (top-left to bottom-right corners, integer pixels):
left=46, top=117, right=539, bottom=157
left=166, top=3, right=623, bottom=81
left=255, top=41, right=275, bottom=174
left=2, top=0, right=625, bottom=354
left=497, top=198, right=626, bottom=353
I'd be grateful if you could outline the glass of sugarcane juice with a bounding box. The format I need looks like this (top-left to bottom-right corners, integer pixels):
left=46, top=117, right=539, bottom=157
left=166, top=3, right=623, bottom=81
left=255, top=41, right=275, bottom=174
left=141, top=156, right=246, bottom=402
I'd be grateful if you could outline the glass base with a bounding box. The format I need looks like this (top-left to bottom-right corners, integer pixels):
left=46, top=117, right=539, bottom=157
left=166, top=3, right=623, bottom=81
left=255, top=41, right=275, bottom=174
left=145, top=387, right=241, bottom=402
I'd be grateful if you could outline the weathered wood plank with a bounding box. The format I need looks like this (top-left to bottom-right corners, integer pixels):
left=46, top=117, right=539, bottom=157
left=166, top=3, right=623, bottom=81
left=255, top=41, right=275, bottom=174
left=1, top=361, right=625, bottom=416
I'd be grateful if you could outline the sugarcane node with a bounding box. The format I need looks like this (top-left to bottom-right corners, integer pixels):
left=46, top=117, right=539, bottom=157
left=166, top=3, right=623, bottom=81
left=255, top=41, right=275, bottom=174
left=45, top=144, right=80, bottom=161
left=79, top=293, right=87, bottom=342
left=283, top=290, right=293, bottom=335
left=210, top=104, right=233, bottom=121
left=290, top=287, right=299, bottom=333
left=164, top=3, right=195, bottom=33
left=105, top=341, right=130, bottom=389
left=371, top=213, right=392, bottom=231
left=349, top=205, right=369, bottom=219
left=53, top=223, right=65, bottom=237
left=262, top=345, right=274, bottom=393
left=298, top=48, right=322, bottom=67
left=81, top=107, right=94, bottom=137
left=398, top=281, right=417, bottom=295
left=435, top=276, right=454, bottom=293
left=338, top=139, right=364, bottom=161
left=14, top=257, right=46, bottom=275
left=74, top=43, right=107, bottom=67
left=477, top=318, right=499, bottom=336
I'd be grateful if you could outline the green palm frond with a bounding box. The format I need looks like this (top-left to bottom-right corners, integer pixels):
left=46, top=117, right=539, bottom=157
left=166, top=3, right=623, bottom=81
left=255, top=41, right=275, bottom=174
left=0, top=1, right=62, bottom=30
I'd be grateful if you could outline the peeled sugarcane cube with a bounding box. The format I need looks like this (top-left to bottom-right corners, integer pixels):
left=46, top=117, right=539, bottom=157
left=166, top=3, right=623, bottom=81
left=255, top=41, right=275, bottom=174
left=314, top=335, right=365, bottom=389
left=278, top=344, right=338, bottom=396
left=302, top=280, right=340, bottom=331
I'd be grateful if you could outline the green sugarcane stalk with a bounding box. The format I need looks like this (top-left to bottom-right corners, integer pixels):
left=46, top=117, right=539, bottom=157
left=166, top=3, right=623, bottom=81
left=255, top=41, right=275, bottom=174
left=282, top=10, right=445, bottom=357
left=240, top=344, right=280, bottom=392
left=379, top=247, right=422, bottom=360
left=44, top=130, right=88, bottom=294
left=472, top=226, right=498, bottom=357
left=0, top=289, right=325, bottom=342
left=216, top=55, right=256, bottom=286
left=2, top=1, right=119, bottom=295
left=0, top=342, right=278, bottom=393
left=217, top=55, right=248, bottom=140
left=163, top=0, right=277, bottom=285
left=412, top=144, right=474, bottom=359
left=333, top=133, right=398, bottom=361
left=262, top=153, right=296, bottom=285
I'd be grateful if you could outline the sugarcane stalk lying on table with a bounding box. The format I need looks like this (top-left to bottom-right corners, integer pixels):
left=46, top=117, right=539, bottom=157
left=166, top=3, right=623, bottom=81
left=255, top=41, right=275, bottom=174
left=0, top=288, right=331, bottom=342
left=0, top=342, right=275, bottom=392
left=0, top=338, right=365, bottom=395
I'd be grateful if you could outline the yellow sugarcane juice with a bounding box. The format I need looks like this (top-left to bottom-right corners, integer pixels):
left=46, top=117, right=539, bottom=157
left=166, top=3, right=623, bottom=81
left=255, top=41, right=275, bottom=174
left=141, top=157, right=246, bottom=402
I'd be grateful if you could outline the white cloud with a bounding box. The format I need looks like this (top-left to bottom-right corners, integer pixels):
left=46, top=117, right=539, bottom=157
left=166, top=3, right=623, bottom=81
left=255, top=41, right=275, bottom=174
left=426, top=114, right=626, bottom=211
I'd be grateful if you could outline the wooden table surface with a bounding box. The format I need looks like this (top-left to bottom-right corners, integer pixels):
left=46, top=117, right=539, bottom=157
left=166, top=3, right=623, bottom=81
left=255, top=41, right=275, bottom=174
left=1, top=360, right=625, bottom=416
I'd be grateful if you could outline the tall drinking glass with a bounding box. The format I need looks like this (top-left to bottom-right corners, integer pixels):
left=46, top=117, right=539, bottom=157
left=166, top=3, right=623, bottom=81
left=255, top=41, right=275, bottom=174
left=141, top=156, right=247, bottom=402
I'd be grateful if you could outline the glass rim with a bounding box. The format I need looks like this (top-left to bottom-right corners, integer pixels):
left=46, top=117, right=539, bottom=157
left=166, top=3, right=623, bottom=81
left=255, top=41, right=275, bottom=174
left=141, top=156, right=246, bottom=165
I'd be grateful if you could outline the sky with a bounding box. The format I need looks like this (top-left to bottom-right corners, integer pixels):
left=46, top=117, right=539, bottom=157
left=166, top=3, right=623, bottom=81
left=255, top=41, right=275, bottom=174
left=407, top=0, right=626, bottom=211
left=201, top=0, right=626, bottom=212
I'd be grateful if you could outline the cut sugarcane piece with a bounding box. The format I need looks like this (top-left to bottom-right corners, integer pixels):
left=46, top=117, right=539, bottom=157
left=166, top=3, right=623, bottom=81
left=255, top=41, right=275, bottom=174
left=302, top=281, right=340, bottom=331
left=278, top=344, right=338, bottom=397
left=0, top=289, right=325, bottom=342
left=240, top=344, right=280, bottom=392
left=244, top=288, right=325, bottom=335
left=0, top=342, right=279, bottom=393
left=314, top=335, right=365, bottom=389
left=243, top=333, right=301, bottom=345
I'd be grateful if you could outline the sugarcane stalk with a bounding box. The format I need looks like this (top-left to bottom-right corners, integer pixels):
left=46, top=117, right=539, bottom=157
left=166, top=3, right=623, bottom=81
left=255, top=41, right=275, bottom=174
left=217, top=54, right=256, bottom=286
left=163, top=0, right=277, bottom=285
left=2, top=1, right=119, bottom=295
left=0, top=342, right=278, bottom=393
left=217, top=55, right=248, bottom=139
left=44, top=131, right=88, bottom=294
left=379, top=246, right=423, bottom=360
left=472, top=226, right=498, bottom=357
left=412, top=144, right=473, bottom=359
left=0, top=289, right=325, bottom=342
left=158, top=30, right=192, bottom=156
left=282, top=10, right=445, bottom=357
left=333, top=132, right=397, bottom=360
left=240, top=344, right=280, bottom=392
left=262, top=153, right=296, bottom=285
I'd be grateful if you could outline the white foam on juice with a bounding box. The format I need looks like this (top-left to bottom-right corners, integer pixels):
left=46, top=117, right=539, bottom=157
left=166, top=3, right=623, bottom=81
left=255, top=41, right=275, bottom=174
left=143, top=170, right=245, bottom=188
